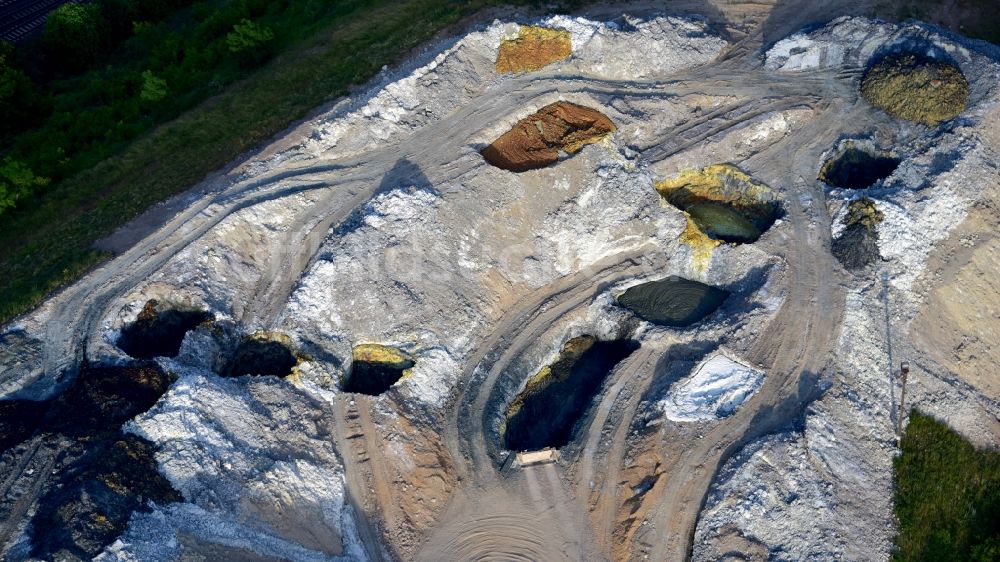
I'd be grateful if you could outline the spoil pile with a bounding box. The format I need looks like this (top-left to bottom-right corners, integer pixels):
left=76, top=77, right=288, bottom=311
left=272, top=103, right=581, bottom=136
left=117, top=300, right=212, bottom=359
left=343, top=344, right=415, bottom=395
left=657, top=164, right=782, bottom=245
left=223, top=333, right=298, bottom=378
left=0, top=364, right=178, bottom=559
left=832, top=198, right=884, bottom=270
left=495, top=26, right=572, bottom=74
left=860, top=54, right=969, bottom=125
left=504, top=335, right=638, bottom=451
left=819, top=142, right=900, bottom=189
left=481, top=101, right=615, bottom=172
left=617, top=276, right=730, bottom=327
left=30, top=435, right=181, bottom=561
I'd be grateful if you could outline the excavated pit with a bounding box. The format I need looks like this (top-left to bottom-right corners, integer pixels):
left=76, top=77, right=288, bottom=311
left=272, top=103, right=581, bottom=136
left=860, top=53, right=969, bottom=125
left=832, top=198, right=884, bottom=270
left=342, top=344, right=415, bottom=395
left=819, top=143, right=900, bottom=189
left=481, top=101, right=615, bottom=172
left=503, top=335, right=639, bottom=452
left=657, top=164, right=782, bottom=245
left=117, top=299, right=212, bottom=359
left=0, top=363, right=179, bottom=559
left=617, top=276, right=731, bottom=327
left=223, top=334, right=298, bottom=378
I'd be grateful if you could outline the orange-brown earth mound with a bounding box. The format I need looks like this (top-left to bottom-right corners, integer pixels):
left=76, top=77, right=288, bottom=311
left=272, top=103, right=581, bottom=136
left=495, top=26, right=572, bottom=74
left=481, top=101, right=615, bottom=172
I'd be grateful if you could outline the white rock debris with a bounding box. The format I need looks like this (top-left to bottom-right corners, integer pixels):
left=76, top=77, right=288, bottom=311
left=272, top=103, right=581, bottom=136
left=660, top=350, right=765, bottom=422
left=694, top=17, right=1000, bottom=562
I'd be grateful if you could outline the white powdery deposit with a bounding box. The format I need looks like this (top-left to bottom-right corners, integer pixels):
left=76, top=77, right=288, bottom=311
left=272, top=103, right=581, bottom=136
left=283, top=140, right=683, bottom=409
left=302, top=15, right=726, bottom=160
left=541, top=15, right=727, bottom=79
left=113, top=369, right=361, bottom=561
left=696, top=290, right=898, bottom=562
left=659, top=350, right=764, bottom=422
left=694, top=18, right=1000, bottom=562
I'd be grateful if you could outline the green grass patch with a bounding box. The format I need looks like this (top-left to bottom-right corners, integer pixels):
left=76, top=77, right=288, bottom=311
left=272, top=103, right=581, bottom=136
left=0, top=0, right=578, bottom=324
left=893, top=410, right=1000, bottom=561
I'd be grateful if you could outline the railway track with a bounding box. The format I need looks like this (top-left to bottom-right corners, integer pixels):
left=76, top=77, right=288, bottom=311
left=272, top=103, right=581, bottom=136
left=0, top=0, right=73, bottom=43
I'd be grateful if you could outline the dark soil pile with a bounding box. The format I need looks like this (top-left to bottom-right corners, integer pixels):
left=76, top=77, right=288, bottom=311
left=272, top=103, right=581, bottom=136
left=832, top=198, right=884, bottom=270
left=0, top=363, right=178, bottom=559
left=117, top=300, right=212, bottom=359
left=223, top=336, right=297, bottom=378
left=503, top=336, right=638, bottom=451
left=819, top=144, right=900, bottom=189
left=860, top=54, right=969, bottom=125
left=481, top=101, right=615, bottom=172
left=617, top=276, right=730, bottom=327
left=30, top=435, right=181, bottom=561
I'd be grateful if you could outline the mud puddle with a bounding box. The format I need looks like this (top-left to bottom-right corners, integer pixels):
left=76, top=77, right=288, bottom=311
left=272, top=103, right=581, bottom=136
left=820, top=142, right=900, bottom=189
left=117, top=299, right=212, bottom=359
left=503, top=335, right=639, bottom=451
left=342, top=344, right=414, bottom=395
left=617, top=276, right=730, bottom=327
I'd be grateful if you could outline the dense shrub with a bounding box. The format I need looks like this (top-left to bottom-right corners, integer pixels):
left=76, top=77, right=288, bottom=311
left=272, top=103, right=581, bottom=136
left=893, top=410, right=1000, bottom=561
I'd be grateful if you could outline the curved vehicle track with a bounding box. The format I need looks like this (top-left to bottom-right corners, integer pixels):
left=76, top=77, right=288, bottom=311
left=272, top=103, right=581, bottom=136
left=13, top=10, right=871, bottom=561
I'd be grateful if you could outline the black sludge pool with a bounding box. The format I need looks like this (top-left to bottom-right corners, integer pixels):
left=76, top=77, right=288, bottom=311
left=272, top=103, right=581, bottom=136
left=503, top=335, right=639, bottom=452
left=616, top=276, right=730, bottom=327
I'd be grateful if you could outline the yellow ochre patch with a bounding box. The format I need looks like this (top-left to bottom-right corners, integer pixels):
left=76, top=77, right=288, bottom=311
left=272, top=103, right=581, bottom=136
left=352, top=343, right=412, bottom=366
left=496, top=26, right=572, bottom=74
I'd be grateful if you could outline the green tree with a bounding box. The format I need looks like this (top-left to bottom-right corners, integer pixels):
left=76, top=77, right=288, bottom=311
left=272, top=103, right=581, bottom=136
left=139, top=70, right=167, bottom=102
left=43, top=4, right=106, bottom=73
left=225, top=18, right=274, bottom=65
left=0, top=159, right=49, bottom=216
left=0, top=42, right=39, bottom=139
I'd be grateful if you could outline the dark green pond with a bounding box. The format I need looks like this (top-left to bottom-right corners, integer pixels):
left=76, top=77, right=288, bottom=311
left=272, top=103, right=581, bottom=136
left=503, top=336, right=639, bottom=452
left=686, top=202, right=763, bottom=243
left=617, top=276, right=730, bottom=327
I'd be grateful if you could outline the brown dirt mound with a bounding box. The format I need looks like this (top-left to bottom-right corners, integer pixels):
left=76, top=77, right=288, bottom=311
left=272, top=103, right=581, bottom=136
left=495, top=26, right=572, bottom=74
left=481, top=101, right=615, bottom=172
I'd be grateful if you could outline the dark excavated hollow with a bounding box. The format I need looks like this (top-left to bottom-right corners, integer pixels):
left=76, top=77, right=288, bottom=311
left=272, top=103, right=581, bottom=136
left=819, top=146, right=900, bottom=189
left=503, top=336, right=639, bottom=452
left=343, top=358, right=414, bottom=396
left=224, top=339, right=297, bottom=378
left=117, top=300, right=212, bottom=359
left=617, top=276, right=730, bottom=327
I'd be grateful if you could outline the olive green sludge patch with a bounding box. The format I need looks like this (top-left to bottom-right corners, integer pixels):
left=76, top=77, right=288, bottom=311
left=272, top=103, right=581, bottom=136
left=860, top=54, right=969, bottom=125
